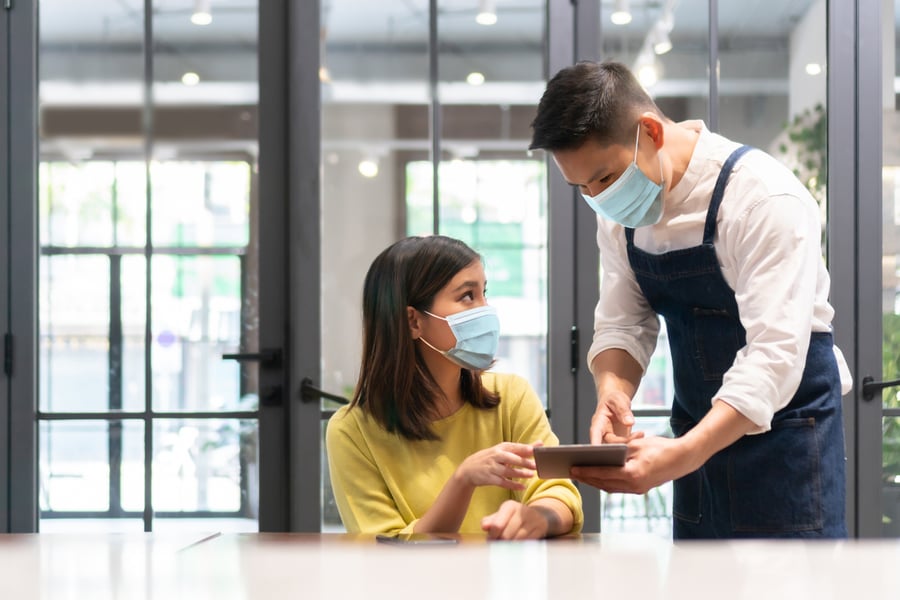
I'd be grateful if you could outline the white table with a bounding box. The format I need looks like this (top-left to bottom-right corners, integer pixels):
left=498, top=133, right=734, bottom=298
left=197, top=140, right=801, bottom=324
left=1, top=532, right=898, bottom=599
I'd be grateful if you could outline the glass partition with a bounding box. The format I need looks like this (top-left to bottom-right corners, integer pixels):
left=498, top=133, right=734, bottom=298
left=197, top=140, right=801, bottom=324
left=879, top=0, right=900, bottom=538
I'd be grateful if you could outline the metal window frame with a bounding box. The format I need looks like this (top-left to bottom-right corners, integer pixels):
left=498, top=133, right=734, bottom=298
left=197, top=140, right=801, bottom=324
left=6, top=0, right=38, bottom=533
left=851, top=0, right=884, bottom=538
left=285, top=0, right=322, bottom=532
left=0, top=0, right=10, bottom=533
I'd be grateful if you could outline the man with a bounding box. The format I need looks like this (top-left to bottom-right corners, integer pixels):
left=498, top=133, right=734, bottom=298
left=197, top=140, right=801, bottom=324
left=530, top=61, right=851, bottom=539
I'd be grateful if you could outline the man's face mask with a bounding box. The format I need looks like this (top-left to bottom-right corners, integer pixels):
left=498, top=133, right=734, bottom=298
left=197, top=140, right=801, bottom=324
left=419, top=305, right=500, bottom=371
left=581, top=124, right=665, bottom=228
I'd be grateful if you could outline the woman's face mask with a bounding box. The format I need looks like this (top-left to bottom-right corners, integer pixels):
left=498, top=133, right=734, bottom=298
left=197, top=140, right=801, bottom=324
left=419, top=305, right=499, bottom=371
left=581, top=124, right=665, bottom=229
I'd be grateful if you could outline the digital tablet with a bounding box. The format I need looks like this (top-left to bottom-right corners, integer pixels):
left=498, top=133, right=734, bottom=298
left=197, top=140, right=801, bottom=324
left=533, top=444, right=627, bottom=479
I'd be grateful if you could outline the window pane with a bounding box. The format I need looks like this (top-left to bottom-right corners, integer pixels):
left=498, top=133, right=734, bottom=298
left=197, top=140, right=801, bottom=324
left=151, top=419, right=257, bottom=517
left=40, top=420, right=143, bottom=513
left=881, top=0, right=900, bottom=539
left=151, top=255, right=243, bottom=412
left=885, top=415, right=900, bottom=536
left=40, top=255, right=110, bottom=413
left=151, top=162, right=251, bottom=248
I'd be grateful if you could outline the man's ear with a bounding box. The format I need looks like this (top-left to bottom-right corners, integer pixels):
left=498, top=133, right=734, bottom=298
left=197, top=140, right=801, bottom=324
left=407, top=306, right=422, bottom=339
left=639, top=112, right=665, bottom=149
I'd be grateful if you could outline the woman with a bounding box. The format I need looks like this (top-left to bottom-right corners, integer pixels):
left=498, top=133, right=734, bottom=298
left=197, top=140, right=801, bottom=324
left=326, top=235, right=583, bottom=539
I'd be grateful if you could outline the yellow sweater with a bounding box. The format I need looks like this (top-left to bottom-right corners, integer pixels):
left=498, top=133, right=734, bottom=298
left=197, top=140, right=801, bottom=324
left=325, top=372, right=584, bottom=535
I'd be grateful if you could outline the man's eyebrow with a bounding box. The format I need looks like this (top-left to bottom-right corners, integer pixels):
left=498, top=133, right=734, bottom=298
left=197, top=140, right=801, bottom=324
left=566, top=167, right=607, bottom=188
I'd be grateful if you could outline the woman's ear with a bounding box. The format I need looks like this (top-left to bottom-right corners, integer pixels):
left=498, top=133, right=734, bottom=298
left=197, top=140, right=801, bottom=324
left=407, top=306, right=422, bottom=339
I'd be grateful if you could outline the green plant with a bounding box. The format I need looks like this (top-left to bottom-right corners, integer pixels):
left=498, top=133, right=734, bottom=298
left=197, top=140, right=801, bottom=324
left=777, top=103, right=827, bottom=205
left=883, top=314, right=900, bottom=486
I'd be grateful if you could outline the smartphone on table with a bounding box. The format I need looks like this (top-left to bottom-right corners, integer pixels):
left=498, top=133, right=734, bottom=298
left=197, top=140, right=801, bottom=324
left=375, top=532, right=459, bottom=545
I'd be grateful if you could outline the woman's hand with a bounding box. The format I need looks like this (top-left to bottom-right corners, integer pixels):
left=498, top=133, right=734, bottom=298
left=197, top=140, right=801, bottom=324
left=481, top=500, right=550, bottom=540
left=455, top=442, right=537, bottom=491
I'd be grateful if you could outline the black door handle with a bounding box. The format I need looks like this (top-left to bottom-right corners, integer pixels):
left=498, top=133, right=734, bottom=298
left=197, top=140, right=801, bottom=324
left=861, top=375, right=900, bottom=401
left=221, top=348, right=282, bottom=367
left=300, top=378, right=349, bottom=405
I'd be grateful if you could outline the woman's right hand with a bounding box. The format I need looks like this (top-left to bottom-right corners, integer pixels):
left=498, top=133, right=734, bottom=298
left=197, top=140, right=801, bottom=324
left=455, top=442, right=537, bottom=491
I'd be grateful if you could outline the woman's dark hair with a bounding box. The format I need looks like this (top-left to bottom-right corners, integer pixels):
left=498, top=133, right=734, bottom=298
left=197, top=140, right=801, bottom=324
left=351, top=235, right=500, bottom=441
left=530, top=60, right=665, bottom=151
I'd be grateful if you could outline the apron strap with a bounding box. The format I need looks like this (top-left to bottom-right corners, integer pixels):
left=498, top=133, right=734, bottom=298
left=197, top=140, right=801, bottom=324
left=702, top=145, right=754, bottom=245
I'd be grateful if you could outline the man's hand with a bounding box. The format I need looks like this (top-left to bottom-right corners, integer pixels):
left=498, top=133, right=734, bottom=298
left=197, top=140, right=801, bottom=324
left=574, top=402, right=758, bottom=494
left=590, top=390, right=644, bottom=444
left=571, top=435, right=688, bottom=494
left=589, top=349, right=644, bottom=444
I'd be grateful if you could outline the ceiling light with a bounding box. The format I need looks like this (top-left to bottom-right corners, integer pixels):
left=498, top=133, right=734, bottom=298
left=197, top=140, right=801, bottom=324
left=637, top=63, right=658, bottom=87
left=466, top=72, right=485, bottom=86
left=651, top=23, right=672, bottom=55
left=610, top=0, right=632, bottom=25
left=635, top=51, right=659, bottom=88
left=319, top=66, right=332, bottom=83
left=358, top=157, right=379, bottom=178
left=181, top=71, right=200, bottom=86
left=191, top=0, right=212, bottom=26
left=476, top=0, right=497, bottom=25
left=805, top=62, right=823, bottom=76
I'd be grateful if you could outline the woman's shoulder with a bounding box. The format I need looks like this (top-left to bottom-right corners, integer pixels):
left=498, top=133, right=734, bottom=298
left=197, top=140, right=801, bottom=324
left=325, top=404, right=369, bottom=440
left=480, top=370, right=526, bottom=390
left=480, top=371, right=539, bottom=405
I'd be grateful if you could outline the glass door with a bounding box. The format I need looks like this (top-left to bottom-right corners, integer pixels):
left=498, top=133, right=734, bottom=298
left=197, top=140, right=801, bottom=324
left=873, top=0, right=900, bottom=538
left=36, top=0, right=281, bottom=533
left=317, top=0, right=550, bottom=531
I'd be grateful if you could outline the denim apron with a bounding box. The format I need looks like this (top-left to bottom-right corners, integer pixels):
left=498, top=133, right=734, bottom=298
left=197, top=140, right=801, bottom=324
left=624, top=145, right=847, bottom=539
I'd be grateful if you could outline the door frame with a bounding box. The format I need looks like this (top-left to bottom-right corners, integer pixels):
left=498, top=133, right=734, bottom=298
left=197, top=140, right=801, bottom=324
left=4, top=0, right=38, bottom=534
left=849, top=0, right=887, bottom=538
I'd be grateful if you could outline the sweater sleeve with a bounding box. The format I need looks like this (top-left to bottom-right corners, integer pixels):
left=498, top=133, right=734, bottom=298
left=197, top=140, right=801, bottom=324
left=325, top=407, right=417, bottom=535
left=497, top=374, right=585, bottom=533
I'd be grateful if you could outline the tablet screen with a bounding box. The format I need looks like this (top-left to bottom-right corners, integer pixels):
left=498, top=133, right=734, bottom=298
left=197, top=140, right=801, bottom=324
left=533, top=444, right=627, bottom=479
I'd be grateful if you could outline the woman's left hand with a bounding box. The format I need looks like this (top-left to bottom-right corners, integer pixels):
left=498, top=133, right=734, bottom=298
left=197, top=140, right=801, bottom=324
left=480, top=500, right=549, bottom=540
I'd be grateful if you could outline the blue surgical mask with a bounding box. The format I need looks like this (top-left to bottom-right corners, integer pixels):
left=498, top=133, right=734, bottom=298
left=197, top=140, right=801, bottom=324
left=419, top=305, right=500, bottom=371
left=581, top=125, right=665, bottom=228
